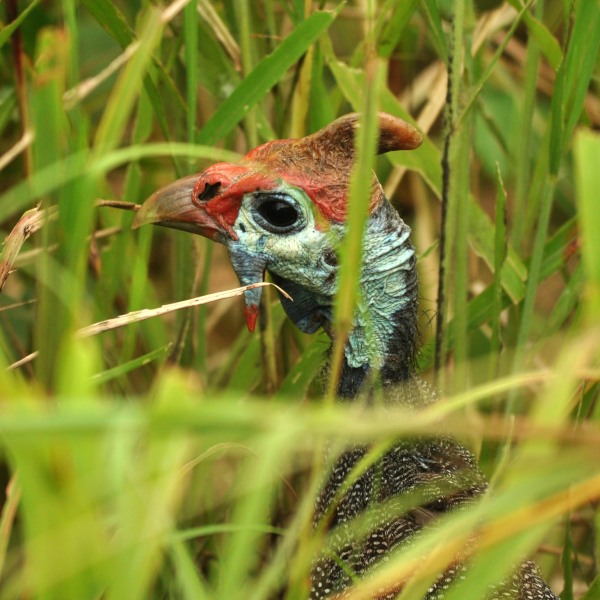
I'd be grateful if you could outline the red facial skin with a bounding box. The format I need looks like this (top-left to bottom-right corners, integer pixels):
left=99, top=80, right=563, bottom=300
left=187, top=113, right=422, bottom=231
left=244, top=304, right=260, bottom=333
left=191, top=163, right=279, bottom=240
left=133, top=113, right=423, bottom=332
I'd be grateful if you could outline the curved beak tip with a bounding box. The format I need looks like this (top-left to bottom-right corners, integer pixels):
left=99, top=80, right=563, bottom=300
left=131, top=199, right=158, bottom=229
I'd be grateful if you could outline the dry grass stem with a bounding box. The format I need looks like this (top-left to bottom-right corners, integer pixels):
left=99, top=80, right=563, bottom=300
left=0, top=129, right=34, bottom=171
left=76, top=282, right=292, bottom=338
left=63, top=43, right=140, bottom=109
left=96, top=199, right=140, bottom=211
left=0, top=206, right=58, bottom=292
left=198, top=0, right=241, bottom=70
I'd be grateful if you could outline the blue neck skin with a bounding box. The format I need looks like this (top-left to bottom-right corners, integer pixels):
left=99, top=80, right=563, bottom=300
left=273, top=200, right=419, bottom=397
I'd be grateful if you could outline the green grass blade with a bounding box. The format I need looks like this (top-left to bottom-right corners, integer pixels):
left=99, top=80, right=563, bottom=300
left=92, top=344, right=172, bottom=386
left=167, top=539, right=213, bottom=600
left=580, top=576, right=600, bottom=600
left=575, top=130, right=600, bottom=320
left=328, top=60, right=387, bottom=398
left=0, top=0, right=41, bottom=48
left=93, top=8, right=163, bottom=154
left=184, top=0, right=198, bottom=145
left=325, top=53, right=529, bottom=305
left=549, top=0, right=600, bottom=175
left=506, top=0, right=563, bottom=70
left=490, top=166, right=508, bottom=365
left=0, top=144, right=241, bottom=224
left=80, top=0, right=133, bottom=47
left=562, top=0, right=600, bottom=139
left=376, top=0, right=420, bottom=58
left=80, top=0, right=183, bottom=144
left=196, top=9, right=339, bottom=146
left=417, top=219, right=578, bottom=371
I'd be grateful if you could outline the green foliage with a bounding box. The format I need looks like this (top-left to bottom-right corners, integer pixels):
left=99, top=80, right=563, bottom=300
left=0, top=1, right=598, bottom=599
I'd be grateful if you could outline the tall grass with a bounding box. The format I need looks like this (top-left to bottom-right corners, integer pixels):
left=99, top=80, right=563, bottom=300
left=0, top=1, right=599, bottom=599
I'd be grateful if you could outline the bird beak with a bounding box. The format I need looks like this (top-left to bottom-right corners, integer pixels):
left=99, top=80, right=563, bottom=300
left=132, top=171, right=267, bottom=332
left=132, top=174, right=236, bottom=242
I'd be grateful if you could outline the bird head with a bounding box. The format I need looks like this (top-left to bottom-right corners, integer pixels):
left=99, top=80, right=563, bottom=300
left=133, top=113, right=422, bottom=372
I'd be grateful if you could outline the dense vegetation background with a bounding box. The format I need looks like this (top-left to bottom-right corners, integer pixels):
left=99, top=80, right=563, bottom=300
left=0, top=0, right=599, bottom=598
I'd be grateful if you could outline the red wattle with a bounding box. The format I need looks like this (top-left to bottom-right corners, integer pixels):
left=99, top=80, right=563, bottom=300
left=244, top=304, right=259, bottom=332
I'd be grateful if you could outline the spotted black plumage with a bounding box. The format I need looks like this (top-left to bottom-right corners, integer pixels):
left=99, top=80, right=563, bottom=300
left=309, top=379, right=557, bottom=599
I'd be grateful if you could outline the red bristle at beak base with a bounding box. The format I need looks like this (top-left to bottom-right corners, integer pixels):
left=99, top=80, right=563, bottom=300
left=244, top=304, right=259, bottom=333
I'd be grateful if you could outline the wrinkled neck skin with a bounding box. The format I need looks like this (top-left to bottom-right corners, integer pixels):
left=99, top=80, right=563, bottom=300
left=273, top=200, right=418, bottom=399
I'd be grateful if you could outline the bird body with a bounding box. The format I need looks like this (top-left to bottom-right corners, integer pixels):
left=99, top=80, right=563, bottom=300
left=134, top=113, right=558, bottom=599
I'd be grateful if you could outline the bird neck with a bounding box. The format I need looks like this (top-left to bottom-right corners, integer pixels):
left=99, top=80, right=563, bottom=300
left=336, top=200, right=418, bottom=398
left=270, top=200, right=418, bottom=399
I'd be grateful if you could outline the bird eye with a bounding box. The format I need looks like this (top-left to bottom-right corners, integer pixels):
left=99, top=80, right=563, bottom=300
left=253, top=194, right=302, bottom=233
left=258, top=201, right=297, bottom=227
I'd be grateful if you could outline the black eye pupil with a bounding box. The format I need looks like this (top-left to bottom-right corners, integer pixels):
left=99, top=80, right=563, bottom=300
left=252, top=194, right=303, bottom=233
left=257, top=200, right=298, bottom=228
